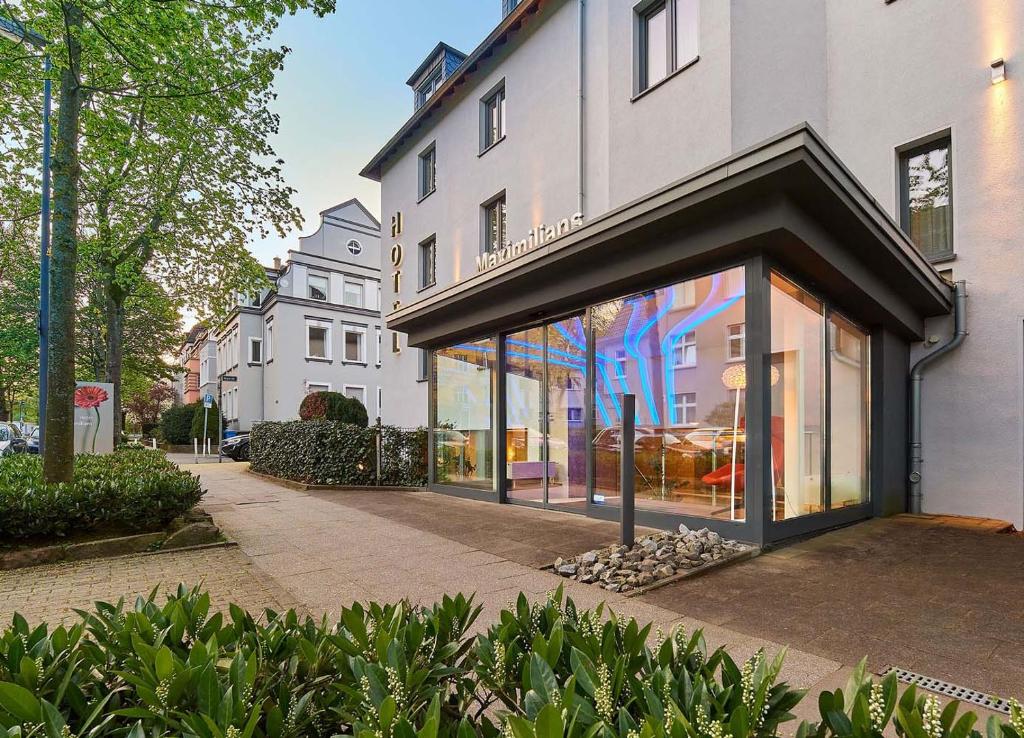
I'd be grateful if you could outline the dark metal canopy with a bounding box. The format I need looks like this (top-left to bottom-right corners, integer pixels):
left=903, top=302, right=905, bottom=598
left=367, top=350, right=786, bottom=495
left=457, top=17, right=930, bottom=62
left=390, top=124, right=952, bottom=348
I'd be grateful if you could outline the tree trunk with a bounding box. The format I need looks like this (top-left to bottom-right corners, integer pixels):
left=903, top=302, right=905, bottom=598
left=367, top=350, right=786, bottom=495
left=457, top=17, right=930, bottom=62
left=43, top=3, right=83, bottom=483
left=104, top=274, right=126, bottom=446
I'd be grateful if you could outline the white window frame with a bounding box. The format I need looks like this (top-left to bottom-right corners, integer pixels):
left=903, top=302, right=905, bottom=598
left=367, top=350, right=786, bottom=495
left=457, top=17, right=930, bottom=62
left=347, top=239, right=362, bottom=256
left=375, top=326, right=382, bottom=368
left=248, top=336, right=263, bottom=365
left=308, top=273, right=329, bottom=302
left=306, top=381, right=331, bottom=395
left=727, top=323, right=746, bottom=362
left=614, top=348, right=628, bottom=375
left=265, top=321, right=274, bottom=362
left=343, top=384, right=367, bottom=408
left=342, top=323, right=367, bottom=364
left=343, top=276, right=365, bottom=308
left=672, top=391, right=697, bottom=426
left=376, top=386, right=383, bottom=419
left=305, top=319, right=332, bottom=360
left=673, top=331, right=697, bottom=368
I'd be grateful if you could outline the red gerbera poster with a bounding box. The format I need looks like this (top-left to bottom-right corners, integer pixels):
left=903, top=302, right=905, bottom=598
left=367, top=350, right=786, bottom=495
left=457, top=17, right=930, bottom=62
left=74, top=382, right=115, bottom=454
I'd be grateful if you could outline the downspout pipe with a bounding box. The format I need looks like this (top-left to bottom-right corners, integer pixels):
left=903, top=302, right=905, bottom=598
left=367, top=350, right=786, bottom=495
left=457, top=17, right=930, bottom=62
left=909, top=280, right=967, bottom=514
left=577, top=0, right=585, bottom=215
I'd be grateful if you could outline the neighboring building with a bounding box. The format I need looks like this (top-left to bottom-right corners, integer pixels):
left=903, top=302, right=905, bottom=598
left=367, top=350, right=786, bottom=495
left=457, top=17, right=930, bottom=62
left=215, top=199, right=386, bottom=431
left=173, top=323, right=213, bottom=406
left=361, top=0, right=1024, bottom=542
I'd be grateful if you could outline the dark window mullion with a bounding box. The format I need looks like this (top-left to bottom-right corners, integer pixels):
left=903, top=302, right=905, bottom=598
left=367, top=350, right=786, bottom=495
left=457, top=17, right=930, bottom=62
left=823, top=307, right=833, bottom=512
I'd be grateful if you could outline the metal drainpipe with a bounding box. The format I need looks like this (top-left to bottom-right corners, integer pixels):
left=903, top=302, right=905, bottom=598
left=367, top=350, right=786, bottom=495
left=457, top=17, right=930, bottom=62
left=909, top=280, right=967, bottom=513
left=577, top=0, right=585, bottom=214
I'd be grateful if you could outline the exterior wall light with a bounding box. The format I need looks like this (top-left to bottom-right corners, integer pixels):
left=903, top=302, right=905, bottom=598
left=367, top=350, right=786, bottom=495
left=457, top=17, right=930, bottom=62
left=991, top=58, right=1006, bottom=85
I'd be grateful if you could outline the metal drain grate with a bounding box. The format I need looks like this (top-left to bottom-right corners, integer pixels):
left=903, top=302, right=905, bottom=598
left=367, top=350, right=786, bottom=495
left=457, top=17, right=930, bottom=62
left=880, top=666, right=1012, bottom=715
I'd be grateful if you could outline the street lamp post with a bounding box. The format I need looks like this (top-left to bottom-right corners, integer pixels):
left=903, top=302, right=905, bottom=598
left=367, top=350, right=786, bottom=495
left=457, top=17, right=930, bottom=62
left=0, top=17, right=50, bottom=453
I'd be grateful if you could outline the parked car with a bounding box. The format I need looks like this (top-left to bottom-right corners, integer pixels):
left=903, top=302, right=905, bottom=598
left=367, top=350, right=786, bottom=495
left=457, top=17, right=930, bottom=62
left=26, top=427, right=40, bottom=454
left=0, top=423, right=27, bottom=457
left=221, top=433, right=250, bottom=461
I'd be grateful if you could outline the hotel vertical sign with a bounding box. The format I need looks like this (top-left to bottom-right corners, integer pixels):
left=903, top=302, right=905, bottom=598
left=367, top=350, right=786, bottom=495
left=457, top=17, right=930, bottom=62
left=390, top=211, right=403, bottom=353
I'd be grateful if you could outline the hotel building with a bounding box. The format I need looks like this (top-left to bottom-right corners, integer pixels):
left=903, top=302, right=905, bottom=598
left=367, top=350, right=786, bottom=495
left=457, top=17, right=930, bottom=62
left=363, top=0, right=1023, bottom=543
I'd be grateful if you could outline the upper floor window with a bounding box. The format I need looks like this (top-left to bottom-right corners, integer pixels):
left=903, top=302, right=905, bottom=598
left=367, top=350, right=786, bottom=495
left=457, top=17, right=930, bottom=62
left=248, top=337, right=263, bottom=365
left=673, top=331, right=697, bottom=368
left=347, top=239, right=362, bottom=256
left=415, top=66, right=443, bottom=109
left=419, top=236, right=437, bottom=289
left=306, top=320, right=331, bottom=360
left=308, top=273, right=328, bottom=301
left=727, top=323, right=745, bottom=361
left=417, top=348, right=430, bottom=382
left=343, top=323, right=367, bottom=363
left=265, top=321, right=274, bottom=361
left=344, top=277, right=365, bottom=308
left=636, top=0, right=700, bottom=95
left=481, top=82, right=506, bottom=151
left=481, top=193, right=507, bottom=254
left=418, top=143, right=436, bottom=200
left=899, top=134, right=953, bottom=261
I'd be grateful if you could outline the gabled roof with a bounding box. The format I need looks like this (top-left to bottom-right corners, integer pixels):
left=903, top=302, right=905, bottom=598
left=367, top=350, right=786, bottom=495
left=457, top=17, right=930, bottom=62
left=319, top=197, right=381, bottom=230
left=406, top=42, right=467, bottom=87
left=360, top=0, right=546, bottom=181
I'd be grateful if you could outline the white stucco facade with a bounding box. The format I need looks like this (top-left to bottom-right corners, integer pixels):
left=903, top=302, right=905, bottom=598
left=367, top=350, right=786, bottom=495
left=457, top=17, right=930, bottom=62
left=366, top=0, right=1024, bottom=527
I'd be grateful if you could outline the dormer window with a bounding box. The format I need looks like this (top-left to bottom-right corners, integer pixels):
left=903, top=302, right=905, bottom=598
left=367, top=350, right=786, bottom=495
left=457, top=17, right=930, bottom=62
left=415, top=66, right=443, bottom=109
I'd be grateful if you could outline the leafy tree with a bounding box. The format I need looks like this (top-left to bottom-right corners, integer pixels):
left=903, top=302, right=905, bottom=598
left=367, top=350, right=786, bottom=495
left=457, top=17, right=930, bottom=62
left=0, top=0, right=334, bottom=482
left=190, top=400, right=223, bottom=444
left=124, top=381, right=176, bottom=432
left=0, top=224, right=38, bottom=421
left=160, top=401, right=199, bottom=445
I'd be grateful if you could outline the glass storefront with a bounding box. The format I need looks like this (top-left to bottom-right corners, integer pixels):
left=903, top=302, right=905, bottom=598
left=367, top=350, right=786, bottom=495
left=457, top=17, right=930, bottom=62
left=432, top=338, right=495, bottom=490
left=427, top=264, right=871, bottom=536
left=591, top=266, right=748, bottom=520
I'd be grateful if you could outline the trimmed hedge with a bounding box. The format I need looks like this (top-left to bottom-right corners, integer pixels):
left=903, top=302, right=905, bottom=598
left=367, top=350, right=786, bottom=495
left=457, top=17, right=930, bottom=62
left=250, top=420, right=427, bottom=486
left=159, top=401, right=199, bottom=444
left=1, top=584, right=1019, bottom=738
left=0, top=449, right=203, bottom=544
left=299, top=390, right=369, bottom=427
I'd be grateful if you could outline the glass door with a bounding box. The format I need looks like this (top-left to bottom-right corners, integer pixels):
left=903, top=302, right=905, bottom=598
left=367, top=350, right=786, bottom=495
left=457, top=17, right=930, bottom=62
left=504, top=316, right=588, bottom=510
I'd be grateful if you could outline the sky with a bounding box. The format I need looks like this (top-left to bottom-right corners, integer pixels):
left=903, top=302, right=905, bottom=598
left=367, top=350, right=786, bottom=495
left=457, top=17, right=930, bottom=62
left=247, top=1, right=500, bottom=266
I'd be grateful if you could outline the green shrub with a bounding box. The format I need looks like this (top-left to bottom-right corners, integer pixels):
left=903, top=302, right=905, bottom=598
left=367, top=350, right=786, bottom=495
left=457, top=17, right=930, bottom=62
left=159, top=401, right=200, bottom=444
left=2, top=585, right=1016, bottom=738
left=250, top=420, right=427, bottom=486
left=299, top=390, right=369, bottom=427
left=0, top=449, right=203, bottom=544
left=190, top=399, right=223, bottom=443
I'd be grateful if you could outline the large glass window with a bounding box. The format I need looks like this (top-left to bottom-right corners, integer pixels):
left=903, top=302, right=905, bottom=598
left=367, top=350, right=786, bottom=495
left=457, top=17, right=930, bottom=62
left=591, top=265, right=747, bottom=520
left=899, top=136, right=953, bottom=260
left=433, top=338, right=495, bottom=490
left=829, top=313, right=870, bottom=508
left=770, top=272, right=870, bottom=520
left=505, top=326, right=546, bottom=505
left=481, top=84, right=505, bottom=150
left=770, top=274, right=825, bottom=520
left=637, top=0, right=700, bottom=93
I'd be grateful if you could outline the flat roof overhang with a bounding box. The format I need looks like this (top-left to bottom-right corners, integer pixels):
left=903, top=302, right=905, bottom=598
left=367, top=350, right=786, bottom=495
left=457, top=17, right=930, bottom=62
left=389, top=124, right=953, bottom=348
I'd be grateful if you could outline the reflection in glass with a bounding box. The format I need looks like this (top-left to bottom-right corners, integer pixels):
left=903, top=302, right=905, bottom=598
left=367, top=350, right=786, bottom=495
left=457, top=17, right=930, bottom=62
left=591, top=266, right=747, bottom=520
left=644, top=4, right=668, bottom=88
left=505, top=327, right=545, bottom=503
left=546, top=318, right=588, bottom=509
left=903, top=141, right=952, bottom=259
left=770, top=274, right=825, bottom=520
left=432, top=339, right=495, bottom=490
left=829, top=313, right=870, bottom=507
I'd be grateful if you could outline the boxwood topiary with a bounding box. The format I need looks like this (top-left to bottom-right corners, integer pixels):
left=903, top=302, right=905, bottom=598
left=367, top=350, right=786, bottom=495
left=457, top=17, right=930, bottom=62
left=159, top=402, right=200, bottom=444
left=298, top=391, right=368, bottom=428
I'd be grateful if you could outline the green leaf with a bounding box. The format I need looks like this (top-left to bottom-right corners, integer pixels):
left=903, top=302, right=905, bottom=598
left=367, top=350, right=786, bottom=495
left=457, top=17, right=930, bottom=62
left=536, top=704, right=565, bottom=738
left=0, top=682, right=42, bottom=723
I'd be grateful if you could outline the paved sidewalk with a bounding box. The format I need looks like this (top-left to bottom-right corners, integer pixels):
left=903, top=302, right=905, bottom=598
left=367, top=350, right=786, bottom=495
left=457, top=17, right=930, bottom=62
left=0, top=545, right=295, bottom=625
left=196, top=464, right=842, bottom=696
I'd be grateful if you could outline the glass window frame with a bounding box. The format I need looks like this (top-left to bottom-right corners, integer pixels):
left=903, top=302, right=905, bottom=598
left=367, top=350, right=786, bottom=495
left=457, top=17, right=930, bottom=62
left=481, top=192, right=507, bottom=255
left=305, top=320, right=331, bottom=361
left=343, top=276, right=364, bottom=308
left=480, top=81, right=506, bottom=152
left=418, top=143, right=437, bottom=200
left=248, top=337, right=262, bottom=365
left=342, top=323, right=367, bottom=364
left=898, top=132, right=954, bottom=262
left=635, top=0, right=700, bottom=95
left=307, top=273, right=329, bottom=302
left=419, top=235, right=437, bottom=289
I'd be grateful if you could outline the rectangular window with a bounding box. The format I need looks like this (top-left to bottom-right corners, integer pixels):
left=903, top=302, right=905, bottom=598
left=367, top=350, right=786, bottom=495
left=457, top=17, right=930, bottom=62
left=672, top=392, right=697, bottom=425
left=249, top=337, right=262, bottom=364
left=265, top=322, right=274, bottom=361
left=343, top=323, right=366, bottom=363
left=377, top=387, right=383, bottom=419
left=419, top=236, right=436, bottom=289
left=418, top=144, right=436, bottom=199
left=899, top=135, right=953, bottom=260
left=306, top=320, right=331, bottom=360
left=308, top=274, right=329, bottom=301
left=343, top=277, right=364, bottom=308
left=481, top=194, right=507, bottom=254
left=636, top=0, right=700, bottom=94
left=418, top=348, right=430, bottom=381
left=829, top=312, right=870, bottom=509
left=673, top=331, right=697, bottom=368
left=306, top=382, right=330, bottom=395
left=343, top=385, right=367, bottom=408
left=481, top=83, right=506, bottom=150
left=415, top=66, right=443, bottom=109
left=375, top=326, right=382, bottom=367
left=727, top=323, right=745, bottom=361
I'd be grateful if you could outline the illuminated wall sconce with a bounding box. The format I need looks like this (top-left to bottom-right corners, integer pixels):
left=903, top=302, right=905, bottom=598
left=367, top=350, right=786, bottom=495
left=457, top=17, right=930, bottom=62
left=991, top=58, right=1006, bottom=85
